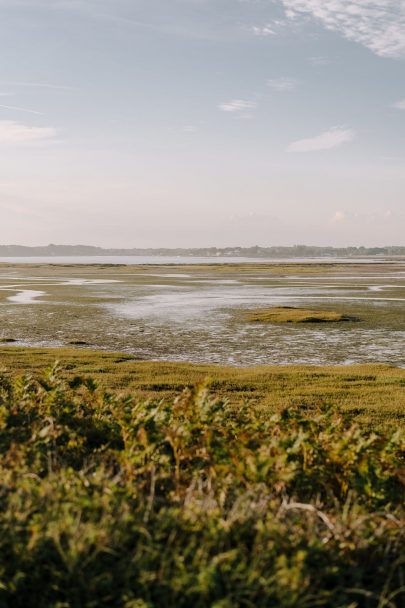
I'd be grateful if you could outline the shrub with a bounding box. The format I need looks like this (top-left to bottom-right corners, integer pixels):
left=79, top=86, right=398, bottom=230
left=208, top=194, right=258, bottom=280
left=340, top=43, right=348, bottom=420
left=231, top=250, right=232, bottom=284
left=0, top=365, right=403, bottom=607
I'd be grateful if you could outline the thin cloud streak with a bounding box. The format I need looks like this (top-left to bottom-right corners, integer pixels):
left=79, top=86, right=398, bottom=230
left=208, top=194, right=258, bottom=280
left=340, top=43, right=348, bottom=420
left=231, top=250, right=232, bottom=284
left=267, top=77, right=296, bottom=91
left=251, top=24, right=276, bottom=36
left=392, top=99, right=405, bottom=110
left=0, top=104, right=44, bottom=115
left=288, top=127, right=355, bottom=152
left=0, top=120, right=57, bottom=143
left=218, top=99, right=257, bottom=113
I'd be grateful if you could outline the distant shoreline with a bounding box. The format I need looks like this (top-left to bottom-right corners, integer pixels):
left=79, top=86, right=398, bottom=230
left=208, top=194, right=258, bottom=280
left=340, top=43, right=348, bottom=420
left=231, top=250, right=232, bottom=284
left=1, top=255, right=404, bottom=266
left=0, top=244, right=404, bottom=259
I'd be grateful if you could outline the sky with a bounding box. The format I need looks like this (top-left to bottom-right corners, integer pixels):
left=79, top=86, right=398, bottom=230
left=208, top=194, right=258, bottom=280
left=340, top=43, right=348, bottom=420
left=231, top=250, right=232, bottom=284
left=0, top=0, right=404, bottom=248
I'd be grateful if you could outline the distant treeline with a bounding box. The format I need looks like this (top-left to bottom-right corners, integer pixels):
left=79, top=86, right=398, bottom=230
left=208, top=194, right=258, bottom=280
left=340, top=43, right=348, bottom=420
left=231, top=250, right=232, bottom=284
left=0, top=243, right=404, bottom=257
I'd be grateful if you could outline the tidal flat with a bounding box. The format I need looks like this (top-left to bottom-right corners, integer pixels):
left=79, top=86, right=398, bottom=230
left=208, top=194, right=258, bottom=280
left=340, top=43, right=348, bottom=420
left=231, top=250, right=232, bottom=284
left=0, top=260, right=404, bottom=367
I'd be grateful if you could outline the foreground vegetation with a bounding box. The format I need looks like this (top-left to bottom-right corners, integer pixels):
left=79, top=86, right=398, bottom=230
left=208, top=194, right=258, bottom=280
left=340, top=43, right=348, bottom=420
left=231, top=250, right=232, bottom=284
left=0, top=362, right=404, bottom=607
left=1, top=348, right=405, bottom=430
left=242, top=306, right=356, bottom=324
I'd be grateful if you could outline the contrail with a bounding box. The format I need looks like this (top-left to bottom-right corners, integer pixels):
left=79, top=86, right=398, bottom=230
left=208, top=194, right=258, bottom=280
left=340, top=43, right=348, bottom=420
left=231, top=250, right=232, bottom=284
left=0, top=104, right=44, bottom=115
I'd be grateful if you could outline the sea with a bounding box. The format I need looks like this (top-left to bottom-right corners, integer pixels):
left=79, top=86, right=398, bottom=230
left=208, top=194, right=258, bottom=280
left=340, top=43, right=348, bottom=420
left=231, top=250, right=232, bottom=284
left=0, top=256, right=395, bottom=265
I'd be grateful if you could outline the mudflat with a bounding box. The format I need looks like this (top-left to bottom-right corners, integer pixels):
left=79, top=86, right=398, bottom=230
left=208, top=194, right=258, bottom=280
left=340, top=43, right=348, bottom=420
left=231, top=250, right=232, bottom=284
left=0, top=260, right=404, bottom=366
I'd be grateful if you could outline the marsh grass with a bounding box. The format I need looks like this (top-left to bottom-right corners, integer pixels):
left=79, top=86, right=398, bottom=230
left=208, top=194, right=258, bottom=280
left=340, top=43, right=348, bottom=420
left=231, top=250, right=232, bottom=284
left=241, top=306, right=357, bottom=323
left=1, top=348, right=405, bottom=430
left=0, top=364, right=403, bottom=607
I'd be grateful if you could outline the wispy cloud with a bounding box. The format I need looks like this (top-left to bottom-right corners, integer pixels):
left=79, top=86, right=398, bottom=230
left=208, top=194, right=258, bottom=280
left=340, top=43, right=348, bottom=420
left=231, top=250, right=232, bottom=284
left=288, top=127, right=355, bottom=152
left=218, top=99, right=257, bottom=113
left=329, top=209, right=399, bottom=225
left=267, top=77, right=296, bottom=91
left=282, top=1, right=405, bottom=59
left=182, top=125, right=198, bottom=133
left=251, top=24, right=276, bottom=36
left=330, top=210, right=346, bottom=224
left=0, top=104, right=44, bottom=115
left=0, top=120, right=57, bottom=143
left=308, top=55, right=330, bottom=66
left=392, top=98, right=405, bottom=110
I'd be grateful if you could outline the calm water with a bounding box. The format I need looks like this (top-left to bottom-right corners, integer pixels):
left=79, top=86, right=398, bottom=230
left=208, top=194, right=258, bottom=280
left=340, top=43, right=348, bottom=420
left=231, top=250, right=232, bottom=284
left=0, top=256, right=397, bottom=265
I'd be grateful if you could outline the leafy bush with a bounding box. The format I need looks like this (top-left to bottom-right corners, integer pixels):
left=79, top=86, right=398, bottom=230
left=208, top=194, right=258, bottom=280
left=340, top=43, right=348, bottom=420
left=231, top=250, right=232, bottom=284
left=0, top=364, right=403, bottom=607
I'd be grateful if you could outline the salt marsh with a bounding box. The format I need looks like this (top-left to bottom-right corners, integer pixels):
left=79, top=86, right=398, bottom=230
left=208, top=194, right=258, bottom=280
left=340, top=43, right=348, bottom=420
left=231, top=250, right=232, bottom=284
left=0, top=261, right=404, bottom=366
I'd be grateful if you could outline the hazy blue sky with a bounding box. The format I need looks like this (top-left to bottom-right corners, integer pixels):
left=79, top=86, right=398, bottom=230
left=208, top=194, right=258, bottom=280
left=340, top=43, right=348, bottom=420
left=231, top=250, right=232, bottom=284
left=0, top=0, right=404, bottom=247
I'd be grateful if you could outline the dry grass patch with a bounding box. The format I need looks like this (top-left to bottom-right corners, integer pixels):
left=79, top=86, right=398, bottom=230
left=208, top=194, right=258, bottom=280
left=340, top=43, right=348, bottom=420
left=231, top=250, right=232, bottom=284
left=243, top=306, right=357, bottom=324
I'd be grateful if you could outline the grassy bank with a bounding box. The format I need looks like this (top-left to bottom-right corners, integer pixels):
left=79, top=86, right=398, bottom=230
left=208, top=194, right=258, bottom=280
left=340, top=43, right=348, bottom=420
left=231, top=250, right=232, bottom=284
left=241, top=306, right=357, bottom=323
left=0, top=347, right=404, bottom=430
left=0, top=363, right=403, bottom=607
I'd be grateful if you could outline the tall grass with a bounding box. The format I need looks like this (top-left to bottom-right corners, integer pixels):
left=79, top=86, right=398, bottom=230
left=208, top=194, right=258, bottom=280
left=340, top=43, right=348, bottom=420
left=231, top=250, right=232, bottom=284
left=0, top=364, right=403, bottom=607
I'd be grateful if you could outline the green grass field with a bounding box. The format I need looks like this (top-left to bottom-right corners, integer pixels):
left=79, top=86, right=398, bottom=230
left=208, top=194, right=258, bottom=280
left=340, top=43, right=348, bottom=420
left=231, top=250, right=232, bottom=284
left=0, top=347, right=404, bottom=430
